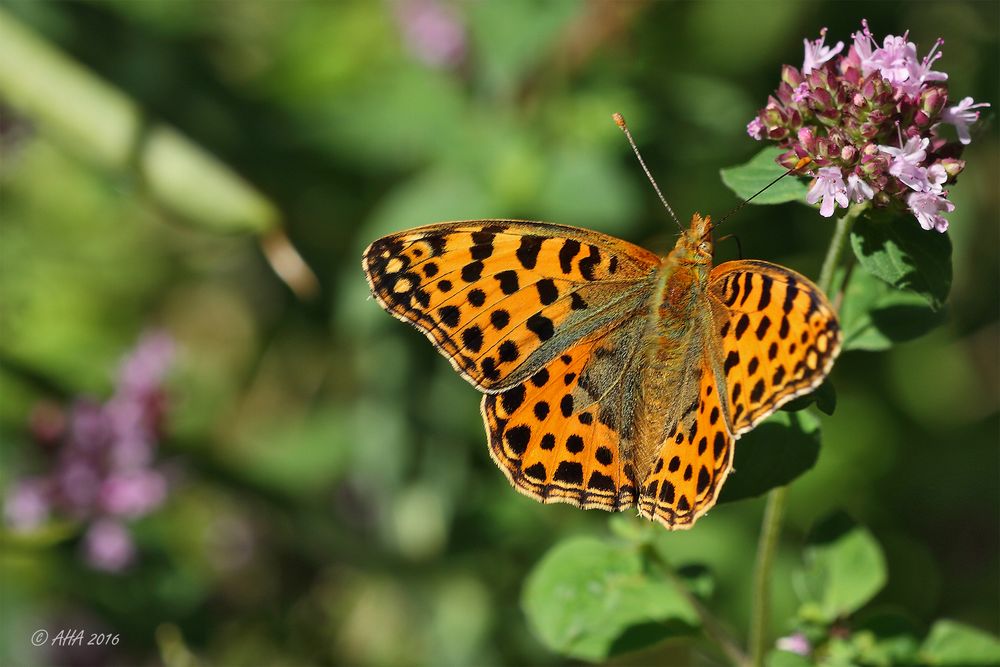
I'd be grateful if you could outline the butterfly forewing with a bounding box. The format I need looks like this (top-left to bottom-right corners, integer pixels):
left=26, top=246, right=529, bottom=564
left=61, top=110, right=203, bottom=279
left=708, top=260, right=841, bottom=434
left=363, top=221, right=660, bottom=392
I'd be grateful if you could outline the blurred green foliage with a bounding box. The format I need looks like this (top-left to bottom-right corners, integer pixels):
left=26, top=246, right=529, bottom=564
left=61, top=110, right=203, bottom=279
left=0, top=1, right=997, bottom=666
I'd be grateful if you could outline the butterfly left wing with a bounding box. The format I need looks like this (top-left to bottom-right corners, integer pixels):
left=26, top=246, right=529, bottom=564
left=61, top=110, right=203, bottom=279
left=364, top=220, right=660, bottom=392
left=482, top=315, right=650, bottom=512
left=708, top=260, right=842, bottom=434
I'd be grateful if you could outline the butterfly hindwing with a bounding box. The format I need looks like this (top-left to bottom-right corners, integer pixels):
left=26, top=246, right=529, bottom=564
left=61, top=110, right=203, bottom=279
left=709, top=260, right=842, bottom=434
left=364, top=221, right=659, bottom=392
left=638, top=356, right=733, bottom=529
left=481, top=321, right=648, bottom=511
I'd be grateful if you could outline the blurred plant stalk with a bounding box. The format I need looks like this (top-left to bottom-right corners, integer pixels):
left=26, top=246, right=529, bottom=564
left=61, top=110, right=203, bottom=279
left=0, top=8, right=318, bottom=298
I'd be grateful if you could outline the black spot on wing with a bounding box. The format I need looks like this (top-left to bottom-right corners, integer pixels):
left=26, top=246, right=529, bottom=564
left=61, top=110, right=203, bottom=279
left=462, top=326, right=484, bottom=353
left=588, top=471, right=615, bottom=492
left=536, top=279, right=559, bottom=305
left=516, top=235, right=543, bottom=269
left=758, top=274, right=773, bottom=309
left=755, top=316, right=771, bottom=340
left=470, top=231, right=495, bottom=260
left=526, top=314, right=554, bottom=341
left=554, top=461, right=583, bottom=484
left=558, top=240, right=581, bottom=274
left=498, top=340, right=519, bottom=362
left=783, top=278, right=799, bottom=314
left=490, top=309, right=510, bottom=330
left=462, top=261, right=484, bottom=282
left=738, top=272, right=754, bottom=306
left=734, top=314, right=750, bottom=339
left=438, top=306, right=460, bottom=328
left=578, top=245, right=601, bottom=280
left=501, top=385, right=525, bottom=413
left=524, top=463, right=546, bottom=481
left=468, top=289, right=486, bottom=307
left=495, top=270, right=519, bottom=295
left=505, top=425, right=531, bottom=455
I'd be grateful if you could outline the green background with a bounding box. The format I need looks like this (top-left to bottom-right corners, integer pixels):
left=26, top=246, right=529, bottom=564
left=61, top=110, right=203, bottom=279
left=1, top=1, right=997, bottom=665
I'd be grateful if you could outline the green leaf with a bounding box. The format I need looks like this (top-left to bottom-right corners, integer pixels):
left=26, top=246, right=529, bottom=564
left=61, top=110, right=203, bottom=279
left=522, top=536, right=698, bottom=661
left=840, top=266, right=946, bottom=351
left=717, top=411, right=820, bottom=503
left=720, top=147, right=808, bottom=205
left=849, top=610, right=923, bottom=665
left=850, top=210, right=952, bottom=310
left=795, top=512, right=887, bottom=623
left=920, top=620, right=1000, bottom=666
left=766, top=650, right=814, bottom=667
left=781, top=379, right=837, bottom=415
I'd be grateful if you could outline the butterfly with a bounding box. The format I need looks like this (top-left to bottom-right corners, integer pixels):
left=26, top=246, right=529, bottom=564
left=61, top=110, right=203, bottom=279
left=362, top=213, right=841, bottom=529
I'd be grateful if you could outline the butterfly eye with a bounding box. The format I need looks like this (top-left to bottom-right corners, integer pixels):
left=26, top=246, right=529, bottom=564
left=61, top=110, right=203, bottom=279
left=698, top=241, right=711, bottom=253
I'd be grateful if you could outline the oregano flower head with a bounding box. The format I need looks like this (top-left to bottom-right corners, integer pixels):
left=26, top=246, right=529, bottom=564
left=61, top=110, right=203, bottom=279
left=747, top=20, right=989, bottom=232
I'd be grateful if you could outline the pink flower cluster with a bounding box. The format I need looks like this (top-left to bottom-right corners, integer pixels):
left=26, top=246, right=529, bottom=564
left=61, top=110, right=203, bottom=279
left=4, top=332, right=175, bottom=572
left=747, top=21, right=989, bottom=232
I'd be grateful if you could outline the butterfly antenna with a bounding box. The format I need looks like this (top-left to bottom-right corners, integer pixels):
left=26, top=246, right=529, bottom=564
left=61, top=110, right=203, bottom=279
left=713, top=156, right=812, bottom=231
left=613, top=113, right=684, bottom=232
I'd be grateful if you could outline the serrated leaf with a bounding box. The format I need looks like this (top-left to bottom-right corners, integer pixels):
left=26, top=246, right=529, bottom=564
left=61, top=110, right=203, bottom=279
left=720, top=147, right=808, bottom=204
left=717, top=411, right=820, bottom=504
left=522, top=536, right=698, bottom=661
left=840, top=267, right=946, bottom=351
left=850, top=210, right=952, bottom=310
left=795, top=512, right=887, bottom=623
left=920, top=620, right=1000, bottom=666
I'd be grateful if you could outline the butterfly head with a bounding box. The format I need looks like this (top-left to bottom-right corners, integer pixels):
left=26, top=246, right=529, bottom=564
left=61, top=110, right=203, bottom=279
left=672, top=213, right=714, bottom=265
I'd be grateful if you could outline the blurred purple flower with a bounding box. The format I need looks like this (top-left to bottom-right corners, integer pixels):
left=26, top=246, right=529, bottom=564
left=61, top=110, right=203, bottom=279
left=99, top=469, right=168, bottom=518
left=394, top=0, right=467, bottom=68
left=83, top=519, right=135, bottom=572
left=942, top=96, right=991, bottom=144
left=4, top=331, right=176, bottom=572
left=747, top=20, right=989, bottom=231
left=4, top=478, right=51, bottom=531
left=776, top=632, right=812, bottom=656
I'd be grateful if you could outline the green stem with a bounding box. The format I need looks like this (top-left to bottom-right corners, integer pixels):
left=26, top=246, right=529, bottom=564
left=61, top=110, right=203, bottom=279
left=644, top=545, right=750, bottom=667
left=817, top=202, right=867, bottom=295
left=747, top=203, right=866, bottom=667
left=747, top=486, right=788, bottom=667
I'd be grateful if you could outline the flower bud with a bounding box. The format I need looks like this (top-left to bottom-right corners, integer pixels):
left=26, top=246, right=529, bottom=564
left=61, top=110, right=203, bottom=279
left=781, top=65, right=803, bottom=87
left=938, top=158, right=965, bottom=178
left=920, top=86, right=948, bottom=117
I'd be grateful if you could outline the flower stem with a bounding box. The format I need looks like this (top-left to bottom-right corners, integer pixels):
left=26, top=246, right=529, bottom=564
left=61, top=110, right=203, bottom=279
left=747, top=485, right=788, bottom=667
left=747, top=203, right=865, bottom=667
left=817, top=202, right=867, bottom=295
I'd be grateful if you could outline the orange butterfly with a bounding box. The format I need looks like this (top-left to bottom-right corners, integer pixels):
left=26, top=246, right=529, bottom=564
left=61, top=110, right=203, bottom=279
left=363, top=213, right=840, bottom=529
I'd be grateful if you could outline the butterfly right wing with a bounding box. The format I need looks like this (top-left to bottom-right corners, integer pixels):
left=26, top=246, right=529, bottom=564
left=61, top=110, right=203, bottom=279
left=637, top=354, right=734, bottom=529
left=363, top=220, right=660, bottom=392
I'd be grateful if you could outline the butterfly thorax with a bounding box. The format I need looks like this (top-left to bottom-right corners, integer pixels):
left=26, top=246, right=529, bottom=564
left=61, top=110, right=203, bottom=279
left=631, top=214, right=718, bottom=475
